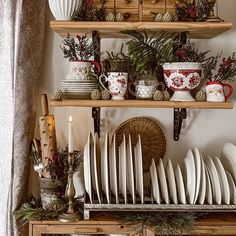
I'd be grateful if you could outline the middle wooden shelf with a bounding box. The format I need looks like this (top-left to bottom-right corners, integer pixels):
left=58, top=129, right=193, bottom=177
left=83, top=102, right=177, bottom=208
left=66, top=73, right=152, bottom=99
left=49, top=99, right=233, bottom=109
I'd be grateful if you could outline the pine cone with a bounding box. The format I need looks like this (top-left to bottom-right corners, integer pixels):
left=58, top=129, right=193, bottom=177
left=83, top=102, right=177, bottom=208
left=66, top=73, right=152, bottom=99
left=171, top=12, right=179, bottom=22
left=116, top=13, right=124, bottom=22
left=153, top=90, right=164, bottom=101
left=154, top=13, right=163, bottom=22
left=162, top=12, right=173, bottom=22
left=91, top=89, right=101, bottom=100
left=105, top=12, right=115, bottom=21
left=54, top=89, right=62, bottom=100
left=163, top=90, right=171, bottom=101
left=101, top=90, right=110, bottom=100
left=195, top=90, right=206, bottom=102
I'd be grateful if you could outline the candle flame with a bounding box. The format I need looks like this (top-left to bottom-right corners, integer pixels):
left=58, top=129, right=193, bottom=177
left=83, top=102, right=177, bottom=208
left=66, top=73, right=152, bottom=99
left=69, top=115, right=73, bottom=122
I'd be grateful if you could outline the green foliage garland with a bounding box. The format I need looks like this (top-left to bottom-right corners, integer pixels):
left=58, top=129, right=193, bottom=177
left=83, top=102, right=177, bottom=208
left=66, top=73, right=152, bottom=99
left=116, top=212, right=204, bottom=235
left=15, top=197, right=83, bottom=226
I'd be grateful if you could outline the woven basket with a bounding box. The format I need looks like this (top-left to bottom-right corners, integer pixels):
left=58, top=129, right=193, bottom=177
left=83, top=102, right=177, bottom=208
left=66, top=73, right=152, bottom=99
left=113, top=117, right=166, bottom=172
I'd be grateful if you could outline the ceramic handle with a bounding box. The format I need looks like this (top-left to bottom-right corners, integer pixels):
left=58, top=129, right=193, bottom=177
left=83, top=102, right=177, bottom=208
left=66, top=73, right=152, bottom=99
left=99, top=74, right=111, bottom=94
left=91, top=61, right=101, bottom=73
left=128, top=83, right=136, bottom=97
left=222, top=83, right=233, bottom=101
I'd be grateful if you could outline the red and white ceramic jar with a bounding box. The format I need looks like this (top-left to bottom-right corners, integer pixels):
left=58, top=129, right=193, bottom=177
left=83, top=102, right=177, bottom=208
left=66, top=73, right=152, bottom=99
left=163, top=62, right=202, bottom=101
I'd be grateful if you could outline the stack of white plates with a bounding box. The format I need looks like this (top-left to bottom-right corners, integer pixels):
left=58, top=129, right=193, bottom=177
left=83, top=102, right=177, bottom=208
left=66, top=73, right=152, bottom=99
left=60, top=79, right=97, bottom=99
left=83, top=133, right=236, bottom=205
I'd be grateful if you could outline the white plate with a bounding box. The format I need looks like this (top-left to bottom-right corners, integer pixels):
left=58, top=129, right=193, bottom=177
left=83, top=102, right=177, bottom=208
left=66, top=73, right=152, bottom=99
left=193, top=148, right=201, bottom=204
left=109, top=133, right=119, bottom=203
left=184, top=150, right=195, bottom=204
left=166, top=159, right=178, bottom=204
left=61, top=79, right=97, bottom=83
left=225, top=170, right=236, bottom=204
left=198, top=155, right=206, bottom=205
left=119, top=134, right=127, bottom=203
left=205, top=164, right=213, bottom=205
left=134, top=135, right=144, bottom=204
left=101, top=133, right=110, bottom=203
left=205, top=156, right=221, bottom=205
left=214, top=156, right=230, bottom=205
left=175, top=164, right=186, bottom=204
left=83, top=133, right=93, bottom=203
left=158, top=158, right=169, bottom=204
left=91, top=133, right=101, bottom=204
left=150, top=159, right=161, bottom=204
left=126, top=134, right=135, bottom=204
left=221, top=143, right=236, bottom=182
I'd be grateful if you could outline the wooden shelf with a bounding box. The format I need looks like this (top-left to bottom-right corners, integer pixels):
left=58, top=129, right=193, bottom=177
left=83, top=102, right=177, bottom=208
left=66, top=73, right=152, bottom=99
left=50, top=21, right=232, bottom=39
left=49, top=99, right=233, bottom=109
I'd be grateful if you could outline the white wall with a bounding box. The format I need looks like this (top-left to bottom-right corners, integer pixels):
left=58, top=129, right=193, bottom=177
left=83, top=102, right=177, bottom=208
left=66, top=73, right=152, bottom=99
left=34, top=0, right=236, bottom=196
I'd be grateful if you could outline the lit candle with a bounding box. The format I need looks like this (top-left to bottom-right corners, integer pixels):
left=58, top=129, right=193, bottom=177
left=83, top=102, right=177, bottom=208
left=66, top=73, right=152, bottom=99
left=68, top=115, right=73, bottom=153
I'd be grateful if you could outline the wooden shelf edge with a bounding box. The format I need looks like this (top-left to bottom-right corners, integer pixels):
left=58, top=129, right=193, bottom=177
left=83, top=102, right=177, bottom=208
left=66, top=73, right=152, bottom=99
left=50, top=21, right=232, bottom=39
left=49, top=99, right=233, bottom=109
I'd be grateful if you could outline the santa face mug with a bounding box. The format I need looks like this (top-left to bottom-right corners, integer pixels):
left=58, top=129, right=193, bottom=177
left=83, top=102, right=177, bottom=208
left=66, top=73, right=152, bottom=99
left=206, top=82, right=233, bottom=102
left=99, top=72, right=128, bottom=100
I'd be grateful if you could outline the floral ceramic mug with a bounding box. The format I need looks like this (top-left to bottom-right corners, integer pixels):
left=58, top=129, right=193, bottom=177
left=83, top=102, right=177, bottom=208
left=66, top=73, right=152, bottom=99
left=99, top=72, right=128, bottom=100
left=206, top=82, right=233, bottom=102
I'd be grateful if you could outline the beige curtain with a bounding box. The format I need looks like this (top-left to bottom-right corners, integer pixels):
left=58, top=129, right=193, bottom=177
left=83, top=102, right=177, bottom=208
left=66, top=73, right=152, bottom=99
left=0, top=0, right=47, bottom=235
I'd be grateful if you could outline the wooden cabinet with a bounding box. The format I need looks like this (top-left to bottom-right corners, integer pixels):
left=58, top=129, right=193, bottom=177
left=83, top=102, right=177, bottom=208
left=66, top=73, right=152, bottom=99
left=94, top=0, right=179, bottom=22
left=29, top=214, right=236, bottom=235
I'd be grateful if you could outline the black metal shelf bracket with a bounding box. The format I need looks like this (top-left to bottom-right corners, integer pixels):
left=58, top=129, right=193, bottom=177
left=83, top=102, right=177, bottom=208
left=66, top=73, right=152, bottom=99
left=173, top=108, right=187, bottom=141
left=92, top=107, right=101, bottom=136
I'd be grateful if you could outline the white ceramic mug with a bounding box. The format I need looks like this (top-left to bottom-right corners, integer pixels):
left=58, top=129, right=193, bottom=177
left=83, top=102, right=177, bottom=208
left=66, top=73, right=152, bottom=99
left=128, top=80, right=158, bottom=100
left=206, top=82, right=233, bottom=102
left=99, top=72, right=128, bottom=100
left=66, top=60, right=101, bottom=80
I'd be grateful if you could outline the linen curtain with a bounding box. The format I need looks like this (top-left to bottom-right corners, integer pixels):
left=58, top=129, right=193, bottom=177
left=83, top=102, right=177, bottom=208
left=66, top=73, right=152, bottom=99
left=0, top=0, right=47, bottom=235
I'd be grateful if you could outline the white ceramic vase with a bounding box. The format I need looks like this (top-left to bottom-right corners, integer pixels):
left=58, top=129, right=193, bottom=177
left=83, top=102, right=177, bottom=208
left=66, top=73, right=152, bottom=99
left=48, top=0, right=81, bottom=20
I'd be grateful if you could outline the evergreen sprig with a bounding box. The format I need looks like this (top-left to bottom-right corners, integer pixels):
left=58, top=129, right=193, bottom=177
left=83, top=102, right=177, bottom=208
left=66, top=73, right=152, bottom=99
left=122, top=30, right=183, bottom=78
left=176, top=0, right=215, bottom=22
left=15, top=197, right=83, bottom=226
left=116, top=212, right=203, bottom=235
left=60, top=33, right=94, bottom=61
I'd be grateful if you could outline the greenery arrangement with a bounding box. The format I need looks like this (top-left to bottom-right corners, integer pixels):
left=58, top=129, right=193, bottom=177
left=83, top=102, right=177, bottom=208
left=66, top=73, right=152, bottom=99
left=171, top=41, right=220, bottom=80
left=206, top=52, right=236, bottom=82
left=15, top=197, right=83, bottom=226
left=175, top=0, right=215, bottom=22
left=60, top=33, right=94, bottom=61
left=115, top=212, right=204, bottom=235
left=121, top=30, right=183, bottom=79
left=72, top=0, right=106, bottom=21
left=45, top=148, right=83, bottom=181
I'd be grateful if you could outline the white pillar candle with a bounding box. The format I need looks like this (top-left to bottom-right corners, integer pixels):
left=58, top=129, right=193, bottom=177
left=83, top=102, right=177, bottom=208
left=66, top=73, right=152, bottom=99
left=68, top=115, right=73, bottom=153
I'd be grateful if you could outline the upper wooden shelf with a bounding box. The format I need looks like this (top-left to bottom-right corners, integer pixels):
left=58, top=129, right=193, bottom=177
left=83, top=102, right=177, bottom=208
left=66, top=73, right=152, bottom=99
left=49, top=99, right=233, bottom=109
left=50, top=21, right=232, bottom=39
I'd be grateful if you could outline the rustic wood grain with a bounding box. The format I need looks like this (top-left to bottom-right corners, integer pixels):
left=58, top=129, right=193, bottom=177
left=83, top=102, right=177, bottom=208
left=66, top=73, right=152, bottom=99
left=49, top=99, right=233, bottom=109
left=50, top=21, right=232, bottom=39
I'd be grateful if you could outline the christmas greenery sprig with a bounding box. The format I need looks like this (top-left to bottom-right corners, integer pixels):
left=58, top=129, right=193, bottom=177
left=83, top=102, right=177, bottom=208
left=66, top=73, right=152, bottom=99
left=208, top=53, right=236, bottom=82
left=15, top=197, right=83, bottom=226
left=175, top=0, right=215, bottom=22
left=60, top=33, right=94, bottom=61
left=115, top=212, right=204, bottom=235
left=45, top=148, right=83, bottom=181
left=122, top=30, right=183, bottom=79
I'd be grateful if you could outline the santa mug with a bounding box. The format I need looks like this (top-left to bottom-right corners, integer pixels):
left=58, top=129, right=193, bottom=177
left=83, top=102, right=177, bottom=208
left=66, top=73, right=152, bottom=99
left=206, top=82, right=233, bottom=102
left=99, top=72, right=128, bottom=100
